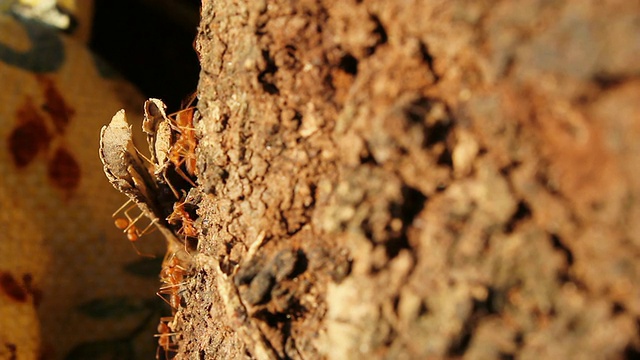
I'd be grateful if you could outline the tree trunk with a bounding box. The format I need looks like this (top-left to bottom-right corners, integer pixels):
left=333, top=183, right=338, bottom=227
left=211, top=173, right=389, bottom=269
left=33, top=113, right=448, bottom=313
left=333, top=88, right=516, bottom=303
left=180, top=0, right=640, bottom=358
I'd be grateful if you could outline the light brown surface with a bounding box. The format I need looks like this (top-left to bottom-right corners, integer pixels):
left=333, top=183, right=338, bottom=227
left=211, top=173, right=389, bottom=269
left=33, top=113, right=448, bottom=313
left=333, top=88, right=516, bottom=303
left=174, top=0, right=640, bottom=359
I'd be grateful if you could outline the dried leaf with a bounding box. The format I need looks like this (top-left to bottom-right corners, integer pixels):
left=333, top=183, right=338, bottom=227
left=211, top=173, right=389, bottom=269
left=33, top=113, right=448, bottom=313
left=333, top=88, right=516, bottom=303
left=143, top=98, right=174, bottom=172
left=99, top=109, right=180, bottom=243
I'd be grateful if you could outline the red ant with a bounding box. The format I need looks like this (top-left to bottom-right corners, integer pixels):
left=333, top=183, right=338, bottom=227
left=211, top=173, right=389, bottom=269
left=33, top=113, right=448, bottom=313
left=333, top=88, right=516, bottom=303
left=155, top=251, right=191, bottom=358
left=167, top=97, right=198, bottom=183
left=142, top=97, right=197, bottom=199
left=155, top=316, right=179, bottom=359
left=160, top=252, right=186, bottom=285
left=157, top=284, right=182, bottom=312
left=166, top=196, right=198, bottom=254
left=157, top=252, right=187, bottom=312
left=112, top=199, right=157, bottom=257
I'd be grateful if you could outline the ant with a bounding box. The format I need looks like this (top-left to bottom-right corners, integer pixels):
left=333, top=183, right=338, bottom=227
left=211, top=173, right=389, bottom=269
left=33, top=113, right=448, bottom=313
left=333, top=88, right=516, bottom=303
left=166, top=196, right=198, bottom=254
left=160, top=252, right=186, bottom=285
left=155, top=252, right=189, bottom=357
left=112, top=199, right=158, bottom=257
left=157, top=252, right=187, bottom=312
left=157, top=284, right=183, bottom=312
left=167, top=97, right=198, bottom=184
left=155, top=316, right=179, bottom=359
left=142, top=97, right=197, bottom=200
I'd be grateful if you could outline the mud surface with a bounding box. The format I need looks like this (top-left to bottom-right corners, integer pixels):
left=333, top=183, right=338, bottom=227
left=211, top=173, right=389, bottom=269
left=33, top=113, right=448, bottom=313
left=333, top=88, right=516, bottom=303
left=175, top=0, right=640, bottom=358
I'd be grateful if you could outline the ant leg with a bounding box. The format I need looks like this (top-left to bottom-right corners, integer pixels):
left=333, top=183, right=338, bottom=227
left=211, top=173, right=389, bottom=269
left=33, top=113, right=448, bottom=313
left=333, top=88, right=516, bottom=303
left=138, top=218, right=159, bottom=236
left=125, top=221, right=157, bottom=258
left=173, top=141, right=198, bottom=177
left=182, top=91, right=197, bottom=109
left=179, top=226, right=196, bottom=256
left=157, top=282, right=186, bottom=310
left=156, top=290, right=179, bottom=311
left=183, top=236, right=191, bottom=257
left=130, top=240, right=156, bottom=258
left=123, top=211, right=146, bottom=232
left=155, top=316, right=180, bottom=342
left=112, top=200, right=158, bottom=257
left=162, top=172, right=183, bottom=199
left=155, top=320, right=179, bottom=360
left=174, top=159, right=197, bottom=187
left=111, top=198, right=133, bottom=218
left=113, top=201, right=142, bottom=234
left=159, top=281, right=187, bottom=292
left=135, top=147, right=155, bottom=166
left=167, top=107, right=196, bottom=127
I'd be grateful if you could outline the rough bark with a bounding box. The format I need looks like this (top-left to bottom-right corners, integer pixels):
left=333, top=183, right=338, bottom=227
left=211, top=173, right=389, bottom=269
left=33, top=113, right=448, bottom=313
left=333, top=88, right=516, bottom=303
left=177, top=0, right=640, bottom=359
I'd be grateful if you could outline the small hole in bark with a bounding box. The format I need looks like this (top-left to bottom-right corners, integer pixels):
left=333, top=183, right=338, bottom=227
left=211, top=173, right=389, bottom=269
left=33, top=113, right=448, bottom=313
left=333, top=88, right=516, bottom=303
left=338, top=53, right=358, bottom=75
left=391, top=295, right=400, bottom=313
left=398, top=186, right=426, bottom=223
left=418, top=41, right=439, bottom=81
left=220, top=169, right=229, bottom=181
left=612, top=302, right=625, bottom=315
left=448, top=328, right=472, bottom=356
left=254, top=309, right=287, bottom=327
left=418, top=301, right=429, bottom=316
left=385, top=186, right=426, bottom=258
left=402, top=97, right=454, bottom=151
left=449, top=287, right=503, bottom=356
left=424, top=119, right=452, bottom=147
left=513, top=332, right=524, bottom=347
left=404, top=97, right=431, bottom=124
left=290, top=250, right=308, bottom=279
left=482, top=287, right=502, bottom=314
left=550, top=233, right=574, bottom=266
left=436, top=148, right=453, bottom=168
left=505, top=201, right=532, bottom=233
left=593, top=73, right=625, bottom=90
left=366, top=14, right=388, bottom=55
left=499, top=161, right=521, bottom=176
left=384, top=236, right=410, bottom=261
left=258, top=50, right=280, bottom=95
left=359, top=142, right=377, bottom=165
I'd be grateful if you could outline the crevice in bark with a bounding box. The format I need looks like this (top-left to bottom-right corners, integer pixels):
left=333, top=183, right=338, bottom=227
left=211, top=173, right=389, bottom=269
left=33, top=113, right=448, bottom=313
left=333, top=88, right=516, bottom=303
left=366, top=14, right=388, bottom=56
left=258, top=49, right=280, bottom=95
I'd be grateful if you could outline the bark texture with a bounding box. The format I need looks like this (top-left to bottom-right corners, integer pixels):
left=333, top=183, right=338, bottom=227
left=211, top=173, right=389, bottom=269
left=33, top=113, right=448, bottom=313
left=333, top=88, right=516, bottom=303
left=178, top=0, right=640, bottom=358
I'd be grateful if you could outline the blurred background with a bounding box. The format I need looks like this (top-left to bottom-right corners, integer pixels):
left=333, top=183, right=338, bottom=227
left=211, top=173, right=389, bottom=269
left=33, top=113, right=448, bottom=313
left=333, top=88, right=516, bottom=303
left=0, top=0, right=199, bottom=358
left=90, top=0, right=200, bottom=110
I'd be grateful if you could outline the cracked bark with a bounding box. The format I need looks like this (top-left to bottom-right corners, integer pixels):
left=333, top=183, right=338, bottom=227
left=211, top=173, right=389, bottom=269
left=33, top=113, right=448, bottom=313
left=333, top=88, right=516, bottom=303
left=175, top=1, right=640, bottom=359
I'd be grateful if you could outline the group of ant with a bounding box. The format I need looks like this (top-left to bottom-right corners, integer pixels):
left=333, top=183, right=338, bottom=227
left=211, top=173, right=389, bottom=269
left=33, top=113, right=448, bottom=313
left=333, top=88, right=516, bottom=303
left=112, top=199, right=193, bottom=358
left=112, top=102, right=198, bottom=359
left=155, top=251, right=188, bottom=359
